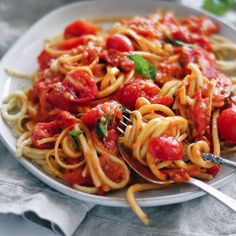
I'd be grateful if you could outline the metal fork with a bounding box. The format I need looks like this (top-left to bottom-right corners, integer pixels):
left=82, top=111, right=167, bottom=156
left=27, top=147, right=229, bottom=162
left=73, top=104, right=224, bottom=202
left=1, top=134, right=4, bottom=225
left=117, top=109, right=236, bottom=212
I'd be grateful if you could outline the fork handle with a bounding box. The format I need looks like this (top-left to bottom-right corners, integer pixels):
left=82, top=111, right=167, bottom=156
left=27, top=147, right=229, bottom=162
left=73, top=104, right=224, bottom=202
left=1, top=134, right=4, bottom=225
left=202, top=153, right=236, bottom=169
left=188, top=177, right=236, bottom=212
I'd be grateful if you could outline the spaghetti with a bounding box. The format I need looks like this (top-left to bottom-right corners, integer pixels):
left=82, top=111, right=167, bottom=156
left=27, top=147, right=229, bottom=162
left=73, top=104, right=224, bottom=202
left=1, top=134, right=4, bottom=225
left=2, top=11, right=236, bottom=224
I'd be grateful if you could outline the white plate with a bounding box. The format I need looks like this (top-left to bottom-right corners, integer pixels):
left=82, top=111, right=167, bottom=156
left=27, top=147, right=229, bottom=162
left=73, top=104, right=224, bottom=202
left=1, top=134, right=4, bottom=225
left=0, top=0, right=236, bottom=207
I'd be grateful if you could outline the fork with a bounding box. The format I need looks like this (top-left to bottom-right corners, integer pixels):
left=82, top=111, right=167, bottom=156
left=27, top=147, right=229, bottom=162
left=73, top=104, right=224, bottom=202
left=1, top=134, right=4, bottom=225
left=117, top=109, right=236, bottom=212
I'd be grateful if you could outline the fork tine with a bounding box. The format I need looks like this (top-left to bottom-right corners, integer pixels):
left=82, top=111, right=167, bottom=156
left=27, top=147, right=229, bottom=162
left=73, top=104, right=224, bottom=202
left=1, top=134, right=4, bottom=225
left=117, top=126, right=124, bottom=135
left=120, top=120, right=127, bottom=127
left=126, top=109, right=132, bottom=114
left=123, top=114, right=131, bottom=123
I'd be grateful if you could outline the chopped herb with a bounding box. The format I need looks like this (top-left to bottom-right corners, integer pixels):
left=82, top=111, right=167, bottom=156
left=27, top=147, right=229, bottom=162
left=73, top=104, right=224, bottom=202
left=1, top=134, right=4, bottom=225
left=69, top=130, right=83, bottom=148
left=96, top=116, right=112, bottom=138
left=203, top=0, right=233, bottom=16
left=130, top=54, right=157, bottom=80
left=148, top=64, right=157, bottom=81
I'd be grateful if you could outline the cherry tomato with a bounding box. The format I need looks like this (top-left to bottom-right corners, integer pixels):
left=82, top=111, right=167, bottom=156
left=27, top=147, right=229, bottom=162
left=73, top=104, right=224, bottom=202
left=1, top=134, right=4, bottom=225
left=102, top=129, right=118, bottom=150
left=118, top=79, right=160, bottom=109
left=106, top=34, right=134, bottom=52
left=81, top=101, right=121, bottom=127
left=172, top=29, right=212, bottom=51
left=58, top=36, right=87, bottom=50
left=64, top=166, right=93, bottom=185
left=81, top=47, right=99, bottom=65
left=62, top=70, right=98, bottom=103
left=182, top=15, right=219, bottom=35
left=148, top=136, right=183, bottom=160
left=64, top=20, right=100, bottom=39
left=192, top=91, right=210, bottom=139
left=218, top=108, right=236, bottom=143
left=100, top=49, right=134, bottom=72
left=100, top=155, right=124, bottom=183
left=46, top=82, right=77, bottom=112
left=31, top=122, right=59, bottom=149
left=151, top=96, right=174, bottom=107
left=56, top=111, right=77, bottom=128
left=37, top=50, right=54, bottom=70
left=207, top=164, right=221, bottom=177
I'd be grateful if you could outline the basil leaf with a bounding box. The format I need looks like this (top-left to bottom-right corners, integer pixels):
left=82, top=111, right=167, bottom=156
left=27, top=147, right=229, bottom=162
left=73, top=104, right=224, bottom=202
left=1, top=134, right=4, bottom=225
left=69, top=130, right=83, bottom=148
left=130, top=54, right=150, bottom=77
left=96, top=117, right=109, bottom=139
left=148, top=64, right=157, bottom=81
left=130, top=54, right=157, bottom=80
left=203, top=0, right=233, bottom=16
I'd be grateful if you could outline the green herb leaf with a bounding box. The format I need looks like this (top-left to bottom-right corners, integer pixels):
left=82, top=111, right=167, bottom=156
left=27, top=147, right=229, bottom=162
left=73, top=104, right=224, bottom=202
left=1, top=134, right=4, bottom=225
left=69, top=130, right=83, bottom=148
left=203, top=0, right=233, bottom=16
left=148, top=64, right=157, bottom=81
left=96, top=116, right=111, bottom=139
left=130, top=54, right=157, bottom=80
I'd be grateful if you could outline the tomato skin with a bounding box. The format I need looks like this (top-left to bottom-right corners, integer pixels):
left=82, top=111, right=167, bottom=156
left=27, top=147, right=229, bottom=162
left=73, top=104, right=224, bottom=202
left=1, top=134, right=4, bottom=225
left=148, top=136, right=183, bottom=160
left=58, top=36, right=87, bottom=50
left=106, top=34, right=134, bottom=52
left=37, top=50, right=54, bottom=70
left=64, top=167, right=93, bottom=185
left=100, top=49, right=134, bottom=72
left=118, top=79, right=160, bottom=109
left=207, top=164, right=221, bottom=177
left=64, top=20, right=99, bottom=39
left=99, top=155, right=124, bottom=183
left=46, top=82, right=78, bottom=112
left=81, top=101, right=122, bottom=127
left=192, top=91, right=210, bottom=139
left=151, top=96, right=174, bottom=107
left=218, top=108, right=236, bottom=143
left=31, top=122, right=59, bottom=149
left=62, top=70, right=98, bottom=103
left=182, top=15, right=219, bottom=35
left=56, top=111, right=77, bottom=128
left=172, top=29, right=212, bottom=51
left=102, top=129, right=118, bottom=150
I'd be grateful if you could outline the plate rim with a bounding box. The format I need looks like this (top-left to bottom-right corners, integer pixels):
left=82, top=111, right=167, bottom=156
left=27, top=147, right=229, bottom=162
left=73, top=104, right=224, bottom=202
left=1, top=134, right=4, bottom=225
left=0, top=0, right=236, bottom=207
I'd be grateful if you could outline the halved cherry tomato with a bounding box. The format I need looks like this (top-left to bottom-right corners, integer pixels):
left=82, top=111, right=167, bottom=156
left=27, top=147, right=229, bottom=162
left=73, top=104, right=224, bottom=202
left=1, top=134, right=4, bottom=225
left=100, top=154, right=124, bottom=183
left=149, top=136, right=183, bottom=160
left=64, top=19, right=100, bottom=39
left=31, top=122, right=59, bottom=149
left=56, top=111, right=77, bottom=128
left=192, top=91, right=210, bottom=139
left=106, top=34, right=134, bottom=52
left=64, top=166, right=93, bottom=185
left=118, top=79, right=160, bottom=109
left=62, top=70, right=98, bottom=103
left=218, top=107, right=236, bottom=143
left=37, top=50, right=54, bottom=70
left=151, top=96, right=174, bottom=107
left=100, top=49, right=134, bottom=72
left=81, top=101, right=122, bottom=127
left=58, top=36, right=87, bottom=50
left=46, top=82, right=77, bottom=112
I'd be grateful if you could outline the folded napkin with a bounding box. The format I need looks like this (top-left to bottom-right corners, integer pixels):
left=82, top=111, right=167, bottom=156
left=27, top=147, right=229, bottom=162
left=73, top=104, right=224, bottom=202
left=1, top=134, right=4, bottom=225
left=1, top=1, right=236, bottom=236
left=0, top=142, right=95, bottom=236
